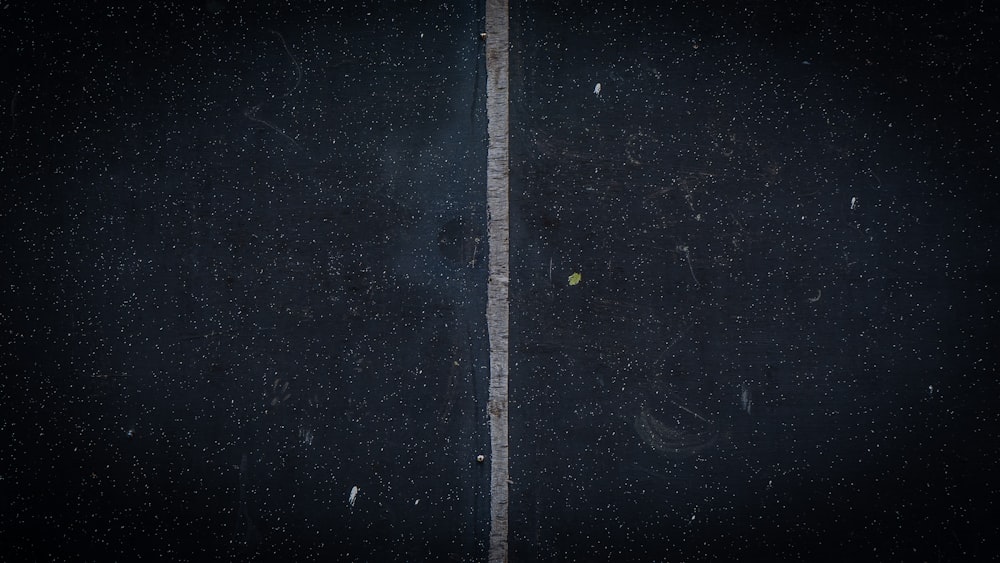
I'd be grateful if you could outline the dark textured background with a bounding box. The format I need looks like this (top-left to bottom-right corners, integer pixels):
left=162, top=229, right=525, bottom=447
left=508, top=0, right=998, bottom=561
left=2, top=1, right=998, bottom=561
left=2, top=2, right=490, bottom=560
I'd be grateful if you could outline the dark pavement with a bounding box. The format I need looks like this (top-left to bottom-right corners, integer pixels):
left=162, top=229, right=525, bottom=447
left=1, top=1, right=997, bottom=561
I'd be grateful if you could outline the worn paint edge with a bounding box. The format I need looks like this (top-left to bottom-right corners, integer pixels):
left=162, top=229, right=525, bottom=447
left=485, top=0, right=510, bottom=561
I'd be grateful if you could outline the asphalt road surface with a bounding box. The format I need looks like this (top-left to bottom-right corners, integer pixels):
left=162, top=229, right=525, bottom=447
left=1, top=1, right=997, bottom=561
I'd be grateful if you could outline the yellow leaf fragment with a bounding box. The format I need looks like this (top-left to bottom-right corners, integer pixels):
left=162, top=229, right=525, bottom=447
left=568, top=272, right=582, bottom=286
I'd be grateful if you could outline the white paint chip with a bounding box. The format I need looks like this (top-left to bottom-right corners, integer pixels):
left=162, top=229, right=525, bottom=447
left=593, top=82, right=601, bottom=96
left=349, top=485, right=359, bottom=507
left=850, top=196, right=857, bottom=210
left=739, top=384, right=752, bottom=415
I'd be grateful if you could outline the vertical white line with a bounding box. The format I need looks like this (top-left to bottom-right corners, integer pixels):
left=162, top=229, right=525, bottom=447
left=485, top=0, right=510, bottom=561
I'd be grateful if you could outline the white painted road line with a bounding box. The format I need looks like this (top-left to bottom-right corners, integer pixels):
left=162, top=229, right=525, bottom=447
left=485, top=0, right=511, bottom=561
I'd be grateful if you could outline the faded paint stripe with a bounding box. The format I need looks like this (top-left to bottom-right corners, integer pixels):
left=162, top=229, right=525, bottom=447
left=485, top=0, right=510, bottom=561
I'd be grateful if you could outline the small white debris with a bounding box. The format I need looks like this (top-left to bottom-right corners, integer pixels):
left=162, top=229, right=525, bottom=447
left=414, top=499, right=420, bottom=506
left=850, top=196, right=857, bottom=210
left=739, top=384, right=752, bottom=415
left=349, top=485, right=359, bottom=507
left=593, top=82, right=602, bottom=96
